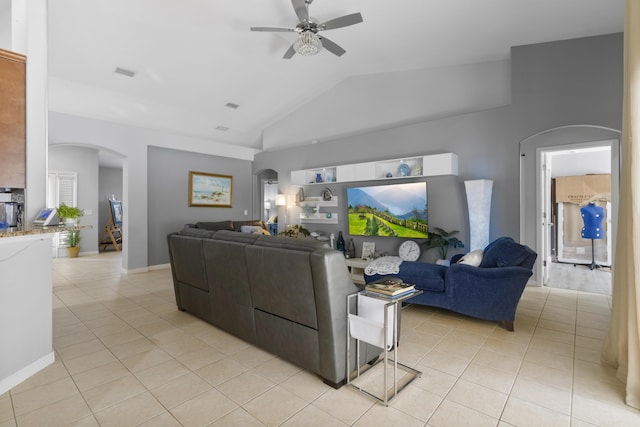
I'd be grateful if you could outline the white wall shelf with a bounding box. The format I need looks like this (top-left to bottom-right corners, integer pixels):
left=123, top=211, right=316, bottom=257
left=291, top=153, right=458, bottom=185
left=299, top=196, right=339, bottom=224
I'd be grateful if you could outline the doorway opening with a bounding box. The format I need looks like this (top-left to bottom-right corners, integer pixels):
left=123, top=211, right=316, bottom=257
left=540, top=145, right=613, bottom=295
left=256, top=169, right=278, bottom=235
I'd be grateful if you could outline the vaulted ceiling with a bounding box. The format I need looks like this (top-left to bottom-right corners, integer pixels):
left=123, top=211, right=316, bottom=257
left=46, top=0, right=624, bottom=158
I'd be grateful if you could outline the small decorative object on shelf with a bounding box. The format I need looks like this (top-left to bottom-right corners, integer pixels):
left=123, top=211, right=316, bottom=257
left=385, top=172, right=393, bottom=178
left=322, top=188, right=333, bottom=201
left=315, top=172, right=323, bottom=183
left=298, top=187, right=305, bottom=202
left=337, top=231, right=346, bottom=255
left=325, top=170, right=334, bottom=182
left=348, top=238, right=356, bottom=258
left=398, top=162, right=411, bottom=177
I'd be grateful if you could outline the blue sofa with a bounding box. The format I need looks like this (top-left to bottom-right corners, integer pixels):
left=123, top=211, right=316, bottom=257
left=365, top=237, right=537, bottom=331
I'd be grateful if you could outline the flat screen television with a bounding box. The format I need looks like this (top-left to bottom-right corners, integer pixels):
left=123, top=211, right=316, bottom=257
left=347, top=181, right=428, bottom=238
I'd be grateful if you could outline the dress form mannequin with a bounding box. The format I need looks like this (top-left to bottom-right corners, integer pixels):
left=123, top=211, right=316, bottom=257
left=580, top=202, right=605, bottom=270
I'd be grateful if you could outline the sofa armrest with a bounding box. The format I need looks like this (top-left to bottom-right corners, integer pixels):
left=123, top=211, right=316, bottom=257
left=444, top=263, right=533, bottom=321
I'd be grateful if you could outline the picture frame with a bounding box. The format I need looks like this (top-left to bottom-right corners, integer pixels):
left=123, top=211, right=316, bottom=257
left=189, top=171, right=233, bottom=207
left=361, top=241, right=376, bottom=259
left=109, top=200, right=123, bottom=226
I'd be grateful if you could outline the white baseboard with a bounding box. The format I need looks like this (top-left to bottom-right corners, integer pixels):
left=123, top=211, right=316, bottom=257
left=0, top=351, right=55, bottom=396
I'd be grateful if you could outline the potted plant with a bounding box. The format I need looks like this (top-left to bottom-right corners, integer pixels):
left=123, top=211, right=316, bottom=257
left=66, top=229, right=81, bottom=258
left=422, top=227, right=464, bottom=265
left=57, top=203, right=83, bottom=225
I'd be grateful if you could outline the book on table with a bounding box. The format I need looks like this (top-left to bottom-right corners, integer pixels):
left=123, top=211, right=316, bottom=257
left=365, top=278, right=415, bottom=296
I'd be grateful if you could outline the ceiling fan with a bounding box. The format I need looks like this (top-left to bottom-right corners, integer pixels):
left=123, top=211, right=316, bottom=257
left=251, top=0, right=363, bottom=59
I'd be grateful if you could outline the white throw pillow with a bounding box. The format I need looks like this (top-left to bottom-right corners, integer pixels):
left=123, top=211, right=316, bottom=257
left=458, top=249, right=484, bottom=267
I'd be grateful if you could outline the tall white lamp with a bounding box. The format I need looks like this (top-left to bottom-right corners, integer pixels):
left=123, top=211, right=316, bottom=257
left=465, top=179, right=493, bottom=251
left=276, top=194, right=287, bottom=229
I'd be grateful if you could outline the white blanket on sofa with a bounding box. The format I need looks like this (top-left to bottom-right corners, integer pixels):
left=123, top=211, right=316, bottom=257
left=364, top=256, right=403, bottom=276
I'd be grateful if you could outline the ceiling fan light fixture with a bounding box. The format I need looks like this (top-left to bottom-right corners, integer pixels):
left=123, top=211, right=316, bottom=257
left=294, top=30, right=322, bottom=56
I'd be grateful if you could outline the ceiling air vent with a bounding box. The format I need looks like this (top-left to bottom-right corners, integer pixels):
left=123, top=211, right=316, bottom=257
left=114, top=67, right=136, bottom=78
left=225, top=102, right=240, bottom=109
left=216, top=126, right=230, bottom=132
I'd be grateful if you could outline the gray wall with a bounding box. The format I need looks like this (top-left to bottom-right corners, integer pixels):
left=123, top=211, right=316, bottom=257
left=254, top=33, right=623, bottom=263
left=48, top=146, right=100, bottom=254
left=147, top=146, right=254, bottom=265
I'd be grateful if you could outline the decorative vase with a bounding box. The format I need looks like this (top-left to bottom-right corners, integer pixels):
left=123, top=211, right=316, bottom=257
left=315, top=172, right=323, bottom=183
left=337, top=231, right=346, bottom=255
left=67, top=246, right=80, bottom=258
left=348, top=238, right=356, bottom=258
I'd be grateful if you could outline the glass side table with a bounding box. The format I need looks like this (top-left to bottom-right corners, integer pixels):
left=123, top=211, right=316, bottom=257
left=346, top=289, right=422, bottom=406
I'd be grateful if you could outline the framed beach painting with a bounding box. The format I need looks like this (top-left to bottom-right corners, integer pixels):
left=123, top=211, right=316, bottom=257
left=189, top=171, right=233, bottom=207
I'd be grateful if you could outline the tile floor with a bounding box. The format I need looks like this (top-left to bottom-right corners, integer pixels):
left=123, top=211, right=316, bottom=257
left=2, top=252, right=639, bottom=426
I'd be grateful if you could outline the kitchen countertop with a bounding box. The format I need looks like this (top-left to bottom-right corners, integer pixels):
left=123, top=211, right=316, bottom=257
left=0, top=224, right=90, bottom=238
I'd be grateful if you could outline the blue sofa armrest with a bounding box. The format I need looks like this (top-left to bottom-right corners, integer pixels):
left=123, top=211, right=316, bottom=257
left=444, top=263, right=533, bottom=322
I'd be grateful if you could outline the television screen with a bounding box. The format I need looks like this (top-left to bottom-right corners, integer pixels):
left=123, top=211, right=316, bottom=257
left=347, top=182, right=428, bottom=238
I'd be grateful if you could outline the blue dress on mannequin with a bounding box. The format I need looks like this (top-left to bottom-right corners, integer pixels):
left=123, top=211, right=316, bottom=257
left=580, top=202, right=604, bottom=269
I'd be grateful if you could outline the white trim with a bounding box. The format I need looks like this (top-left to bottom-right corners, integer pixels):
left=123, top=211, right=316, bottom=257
left=0, top=351, right=54, bottom=396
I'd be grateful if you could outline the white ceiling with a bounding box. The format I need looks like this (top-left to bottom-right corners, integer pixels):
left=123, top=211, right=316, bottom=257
left=46, top=0, right=624, bottom=164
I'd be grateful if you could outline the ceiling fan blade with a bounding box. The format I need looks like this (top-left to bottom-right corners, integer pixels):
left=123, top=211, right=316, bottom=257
left=283, top=44, right=296, bottom=59
left=251, top=26, right=296, bottom=32
left=318, top=36, right=346, bottom=57
left=291, top=0, right=309, bottom=23
left=319, top=13, right=363, bottom=31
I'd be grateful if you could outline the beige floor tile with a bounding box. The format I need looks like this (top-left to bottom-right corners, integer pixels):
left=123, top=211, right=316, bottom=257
left=196, top=357, right=248, bottom=386
left=281, top=370, right=332, bottom=402
left=0, top=395, right=14, bottom=423
left=120, top=347, right=174, bottom=372
left=472, top=348, right=523, bottom=375
left=402, top=328, right=444, bottom=348
left=217, top=371, right=275, bottom=405
left=65, top=415, right=100, bottom=426
left=94, top=391, right=166, bottom=427
left=242, top=385, right=309, bottom=426
left=55, top=338, right=107, bottom=361
left=170, top=388, right=238, bottom=427
left=481, top=337, right=529, bottom=357
left=82, top=374, right=147, bottom=412
left=312, top=387, right=375, bottom=425
left=109, top=336, right=156, bottom=359
left=447, top=378, right=508, bottom=418
left=410, top=366, right=457, bottom=397
left=501, top=396, right=570, bottom=427
left=249, top=356, right=302, bottom=384
left=433, top=337, right=481, bottom=359
left=8, top=360, right=69, bottom=394
left=510, top=376, right=572, bottom=415
left=135, top=411, right=182, bottom=427
left=523, top=347, right=574, bottom=372
left=11, top=376, right=80, bottom=416
left=150, top=372, right=212, bottom=409
left=175, top=345, right=227, bottom=371
left=355, top=403, right=424, bottom=426
left=71, top=360, right=130, bottom=392
left=461, top=362, right=517, bottom=394
left=388, top=384, right=442, bottom=422
left=517, top=361, right=573, bottom=391
left=418, top=350, right=470, bottom=376
left=64, top=348, right=118, bottom=375
left=428, top=399, right=499, bottom=427
left=281, top=404, right=347, bottom=426
left=528, top=335, right=575, bottom=358
left=14, top=394, right=92, bottom=427
left=134, top=358, right=191, bottom=389
left=572, top=393, right=640, bottom=426
left=209, top=407, right=266, bottom=427
left=231, top=345, right=276, bottom=369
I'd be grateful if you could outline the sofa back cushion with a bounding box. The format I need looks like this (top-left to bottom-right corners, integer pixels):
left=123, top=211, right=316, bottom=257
left=479, top=237, right=536, bottom=268
left=195, top=220, right=234, bottom=231
left=233, top=219, right=267, bottom=231
left=246, top=238, right=321, bottom=330
left=177, top=227, right=216, bottom=239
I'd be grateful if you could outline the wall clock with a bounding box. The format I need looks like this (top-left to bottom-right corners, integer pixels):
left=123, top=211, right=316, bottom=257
left=398, top=240, right=420, bottom=261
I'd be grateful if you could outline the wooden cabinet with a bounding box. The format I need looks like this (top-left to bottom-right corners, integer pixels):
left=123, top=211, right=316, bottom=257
left=0, top=48, right=26, bottom=189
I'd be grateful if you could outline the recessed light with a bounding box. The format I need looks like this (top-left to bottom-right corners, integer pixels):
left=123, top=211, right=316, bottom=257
left=225, top=102, right=240, bottom=109
left=114, top=67, right=136, bottom=78
left=216, top=126, right=230, bottom=132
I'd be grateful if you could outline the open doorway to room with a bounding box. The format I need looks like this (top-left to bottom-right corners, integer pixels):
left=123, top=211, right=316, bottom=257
left=520, top=125, right=620, bottom=296
left=540, top=145, right=613, bottom=295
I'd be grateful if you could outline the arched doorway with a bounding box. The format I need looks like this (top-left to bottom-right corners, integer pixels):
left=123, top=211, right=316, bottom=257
left=519, top=125, right=620, bottom=294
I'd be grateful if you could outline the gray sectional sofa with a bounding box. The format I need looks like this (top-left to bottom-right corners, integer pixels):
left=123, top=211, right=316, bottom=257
left=167, top=226, right=380, bottom=387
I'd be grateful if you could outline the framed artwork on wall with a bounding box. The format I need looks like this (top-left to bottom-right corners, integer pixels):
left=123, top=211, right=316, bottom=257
left=361, top=241, right=375, bottom=259
left=189, top=171, right=233, bottom=207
